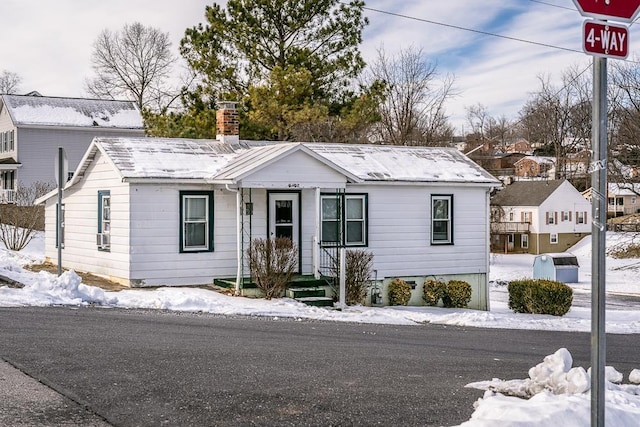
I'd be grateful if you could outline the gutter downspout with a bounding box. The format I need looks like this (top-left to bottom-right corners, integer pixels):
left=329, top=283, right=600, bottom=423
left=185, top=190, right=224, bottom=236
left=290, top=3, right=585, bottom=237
left=485, top=189, right=491, bottom=311
left=226, top=184, right=242, bottom=295
left=314, top=187, right=320, bottom=279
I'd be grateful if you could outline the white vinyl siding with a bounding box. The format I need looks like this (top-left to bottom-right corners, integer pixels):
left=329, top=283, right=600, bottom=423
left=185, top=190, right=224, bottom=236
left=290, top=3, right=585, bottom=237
left=13, top=127, right=143, bottom=189
left=357, top=185, right=487, bottom=278
left=42, top=150, right=130, bottom=281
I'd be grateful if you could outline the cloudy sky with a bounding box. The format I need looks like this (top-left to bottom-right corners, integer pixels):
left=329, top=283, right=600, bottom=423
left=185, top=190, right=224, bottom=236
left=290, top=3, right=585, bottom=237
left=0, top=0, right=636, bottom=133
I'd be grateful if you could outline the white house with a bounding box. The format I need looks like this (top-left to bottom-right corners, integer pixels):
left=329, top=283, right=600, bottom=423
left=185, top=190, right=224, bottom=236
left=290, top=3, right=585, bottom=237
left=37, top=108, right=499, bottom=310
left=491, top=180, right=591, bottom=254
left=583, top=183, right=640, bottom=217
left=0, top=93, right=144, bottom=201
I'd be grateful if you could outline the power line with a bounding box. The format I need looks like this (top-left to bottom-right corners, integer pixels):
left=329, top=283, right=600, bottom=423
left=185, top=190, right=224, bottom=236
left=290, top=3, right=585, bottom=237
left=361, top=5, right=583, bottom=55
left=527, top=0, right=575, bottom=12
left=360, top=3, right=640, bottom=64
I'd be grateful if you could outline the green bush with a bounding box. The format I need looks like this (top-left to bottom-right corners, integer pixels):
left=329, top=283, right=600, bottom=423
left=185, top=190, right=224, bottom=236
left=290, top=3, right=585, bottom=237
left=443, top=280, right=472, bottom=308
left=508, top=279, right=573, bottom=316
left=422, top=278, right=446, bottom=306
left=388, top=278, right=412, bottom=306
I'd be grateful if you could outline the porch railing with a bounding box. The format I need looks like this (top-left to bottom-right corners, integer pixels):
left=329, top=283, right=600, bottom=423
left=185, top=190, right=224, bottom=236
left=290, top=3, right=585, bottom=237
left=318, top=244, right=339, bottom=294
left=0, top=189, right=15, bottom=204
left=492, top=222, right=530, bottom=233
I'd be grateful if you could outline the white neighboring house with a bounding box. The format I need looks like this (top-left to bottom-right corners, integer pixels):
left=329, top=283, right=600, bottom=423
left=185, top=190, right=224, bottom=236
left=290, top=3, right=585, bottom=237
left=0, top=93, right=144, bottom=202
left=583, top=183, right=640, bottom=217
left=491, top=180, right=591, bottom=254
left=37, top=107, right=499, bottom=310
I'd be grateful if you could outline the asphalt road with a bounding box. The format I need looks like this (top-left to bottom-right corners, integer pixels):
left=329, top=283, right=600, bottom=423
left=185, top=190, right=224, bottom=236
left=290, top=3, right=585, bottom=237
left=0, top=307, right=638, bottom=426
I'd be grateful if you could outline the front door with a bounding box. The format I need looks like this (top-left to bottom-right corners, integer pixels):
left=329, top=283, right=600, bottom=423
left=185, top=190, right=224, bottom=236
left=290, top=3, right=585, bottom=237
left=268, top=192, right=300, bottom=247
left=268, top=192, right=301, bottom=271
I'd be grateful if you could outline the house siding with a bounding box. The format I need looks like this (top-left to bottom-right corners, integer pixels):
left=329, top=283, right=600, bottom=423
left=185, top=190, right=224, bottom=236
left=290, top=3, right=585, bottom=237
left=357, top=184, right=489, bottom=277
left=531, top=232, right=590, bottom=254
left=16, top=128, right=144, bottom=188
left=238, top=150, right=347, bottom=189
left=43, top=150, right=131, bottom=281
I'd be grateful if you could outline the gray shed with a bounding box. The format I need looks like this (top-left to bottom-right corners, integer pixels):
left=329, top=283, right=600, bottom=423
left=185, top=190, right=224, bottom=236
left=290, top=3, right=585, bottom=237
left=532, top=253, right=579, bottom=283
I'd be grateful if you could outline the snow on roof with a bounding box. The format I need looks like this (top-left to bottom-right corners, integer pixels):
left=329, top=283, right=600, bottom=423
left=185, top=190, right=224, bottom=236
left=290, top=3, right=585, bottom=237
left=1, top=94, right=143, bottom=129
left=94, top=137, right=238, bottom=180
left=80, top=138, right=499, bottom=184
left=608, top=183, right=640, bottom=196
left=306, top=143, right=498, bottom=183
left=515, top=156, right=555, bottom=165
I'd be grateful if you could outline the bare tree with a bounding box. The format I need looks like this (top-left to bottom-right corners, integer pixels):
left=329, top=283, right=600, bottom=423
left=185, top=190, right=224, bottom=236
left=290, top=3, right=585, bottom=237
left=609, top=58, right=640, bottom=186
left=519, top=69, right=591, bottom=180
left=0, top=70, right=22, bottom=94
left=466, top=103, right=490, bottom=140
left=0, top=182, right=55, bottom=251
left=365, top=46, right=455, bottom=146
left=86, top=22, right=178, bottom=111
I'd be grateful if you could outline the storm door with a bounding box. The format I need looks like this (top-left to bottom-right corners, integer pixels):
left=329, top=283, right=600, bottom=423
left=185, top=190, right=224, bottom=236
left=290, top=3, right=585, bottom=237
left=268, top=192, right=301, bottom=271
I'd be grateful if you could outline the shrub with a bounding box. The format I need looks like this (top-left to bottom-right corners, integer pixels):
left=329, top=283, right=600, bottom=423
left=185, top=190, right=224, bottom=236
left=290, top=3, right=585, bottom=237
left=443, top=280, right=472, bottom=308
left=329, top=249, right=374, bottom=305
left=388, top=278, right=412, bottom=306
left=422, top=278, right=446, bottom=306
left=247, top=238, right=297, bottom=299
left=508, top=279, right=573, bottom=316
left=344, top=249, right=374, bottom=305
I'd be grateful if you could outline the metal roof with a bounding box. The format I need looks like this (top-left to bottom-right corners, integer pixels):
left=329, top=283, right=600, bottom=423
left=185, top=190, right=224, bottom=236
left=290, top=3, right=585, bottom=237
left=1, top=94, right=143, bottom=129
left=70, top=137, right=499, bottom=185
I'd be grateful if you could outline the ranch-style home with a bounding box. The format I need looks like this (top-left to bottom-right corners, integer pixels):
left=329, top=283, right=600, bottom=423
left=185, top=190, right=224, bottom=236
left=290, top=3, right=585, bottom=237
left=0, top=92, right=143, bottom=201
left=37, top=107, right=499, bottom=310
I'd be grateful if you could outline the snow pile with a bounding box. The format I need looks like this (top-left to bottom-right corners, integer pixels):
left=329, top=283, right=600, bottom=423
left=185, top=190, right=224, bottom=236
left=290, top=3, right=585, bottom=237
left=462, top=348, right=640, bottom=426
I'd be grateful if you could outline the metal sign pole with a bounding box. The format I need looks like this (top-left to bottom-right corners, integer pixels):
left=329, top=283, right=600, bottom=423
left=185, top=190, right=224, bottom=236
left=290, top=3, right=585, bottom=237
left=590, top=55, right=607, bottom=427
left=56, top=147, right=64, bottom=276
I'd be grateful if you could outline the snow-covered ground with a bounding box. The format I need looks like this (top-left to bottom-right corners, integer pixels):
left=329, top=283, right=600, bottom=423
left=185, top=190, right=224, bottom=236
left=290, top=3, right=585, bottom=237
left=1, top=232, right=639, bottom=426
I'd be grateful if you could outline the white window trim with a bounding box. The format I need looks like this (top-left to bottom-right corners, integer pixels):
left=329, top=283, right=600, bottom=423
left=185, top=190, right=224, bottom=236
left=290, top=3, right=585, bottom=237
left=182, top=194, right=210, bottom=252
left=550, top=233, right=558, bottom=244
left=320, top=194, right=368, bottom=247
left=431, top=195, right=453, bottom=245
left=521, top=234, right=529, bottom=249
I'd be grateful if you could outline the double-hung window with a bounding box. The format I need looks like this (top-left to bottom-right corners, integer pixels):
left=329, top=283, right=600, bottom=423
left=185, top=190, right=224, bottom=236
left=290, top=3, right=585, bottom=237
left=431, top=195, right=453, bottom=244
left=180, top=191, right=214, bottom=252
left=97, top=191, right=111, bottom=251
left=321, top=194, right=367, bottom=246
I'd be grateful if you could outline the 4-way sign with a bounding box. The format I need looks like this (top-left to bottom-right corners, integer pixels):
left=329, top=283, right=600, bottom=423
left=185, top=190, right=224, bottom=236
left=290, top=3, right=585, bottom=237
left=573, top=0, right=640, bottom=23
left=583, top=20, right=628, bottom=59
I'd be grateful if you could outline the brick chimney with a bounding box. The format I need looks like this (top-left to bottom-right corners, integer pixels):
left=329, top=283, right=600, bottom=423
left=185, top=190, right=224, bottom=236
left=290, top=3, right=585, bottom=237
left=216, top=101, right=239, bottom=145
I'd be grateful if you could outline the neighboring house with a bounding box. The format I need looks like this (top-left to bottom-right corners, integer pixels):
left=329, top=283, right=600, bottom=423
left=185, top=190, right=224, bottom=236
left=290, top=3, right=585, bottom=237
left=0, top=93, right=144, bottom=201
left=505, top=138, right=532, bottom=154
left=514, top=156, right=555, bottom=178
left=583, top=183, right=640, bottom=217
left=37, top=107, right=499, bottom=310
left=469, top=152, right=526, bottom=177
left=491, top=180, right=591, bottom=254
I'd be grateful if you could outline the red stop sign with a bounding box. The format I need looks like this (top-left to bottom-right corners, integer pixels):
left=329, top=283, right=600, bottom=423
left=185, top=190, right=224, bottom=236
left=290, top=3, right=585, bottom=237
left=573, top=0, right=640, bottom=23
